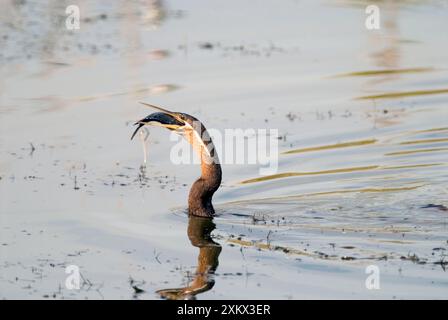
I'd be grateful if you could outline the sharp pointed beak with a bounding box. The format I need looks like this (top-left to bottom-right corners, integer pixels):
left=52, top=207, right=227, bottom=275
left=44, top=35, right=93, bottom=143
left=131, top=112, right=185, bottom=140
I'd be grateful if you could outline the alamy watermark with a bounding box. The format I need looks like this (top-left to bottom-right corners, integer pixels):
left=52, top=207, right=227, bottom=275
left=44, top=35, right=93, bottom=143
left=138, top=122, right=279, bottom=176
left=65, top=5, right=80, bottom=30
left=365, top=5, right=380, bottom=30
left=365, top=265, right=380, bottom=290
left=65, top=264, right=80, bottom=290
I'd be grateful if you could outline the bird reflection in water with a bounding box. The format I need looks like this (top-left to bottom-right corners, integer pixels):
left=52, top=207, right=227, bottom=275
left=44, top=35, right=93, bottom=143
left=156, top=216, right=221, bottom=300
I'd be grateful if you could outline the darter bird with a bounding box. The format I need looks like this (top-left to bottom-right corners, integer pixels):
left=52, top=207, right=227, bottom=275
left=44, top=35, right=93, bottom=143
left=131, top=103, right=222, bottom=217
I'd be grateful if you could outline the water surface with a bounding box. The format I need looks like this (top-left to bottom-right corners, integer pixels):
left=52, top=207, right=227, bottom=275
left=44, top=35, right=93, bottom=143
left=1, top=0, right=447, bottom=299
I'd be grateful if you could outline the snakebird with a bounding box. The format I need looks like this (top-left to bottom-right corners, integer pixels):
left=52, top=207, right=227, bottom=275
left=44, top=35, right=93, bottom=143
left=131, top=102, right=222, bottom=217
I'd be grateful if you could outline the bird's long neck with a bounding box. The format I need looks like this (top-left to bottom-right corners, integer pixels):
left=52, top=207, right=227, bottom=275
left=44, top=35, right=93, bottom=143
left=186, top=126, right=222, bottom=217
